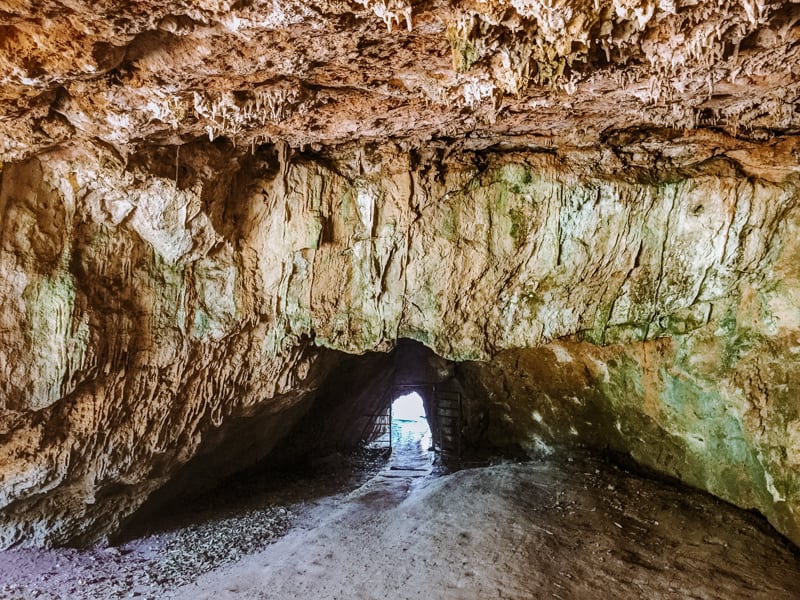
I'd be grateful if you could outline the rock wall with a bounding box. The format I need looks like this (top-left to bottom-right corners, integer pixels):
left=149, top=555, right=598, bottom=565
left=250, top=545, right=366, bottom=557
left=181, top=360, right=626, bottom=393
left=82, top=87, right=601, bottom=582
left=0, top=136, right=799, bottom=547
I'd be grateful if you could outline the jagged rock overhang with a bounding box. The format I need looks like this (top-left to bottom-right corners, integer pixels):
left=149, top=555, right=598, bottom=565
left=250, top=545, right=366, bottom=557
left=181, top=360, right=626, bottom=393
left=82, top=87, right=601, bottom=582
left=1, top=1, right=799, bottom=162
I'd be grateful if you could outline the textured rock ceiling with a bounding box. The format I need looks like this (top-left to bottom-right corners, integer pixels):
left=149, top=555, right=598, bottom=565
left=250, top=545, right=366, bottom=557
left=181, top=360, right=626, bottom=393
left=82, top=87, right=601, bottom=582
left=1, top=0, right=799, bottom=161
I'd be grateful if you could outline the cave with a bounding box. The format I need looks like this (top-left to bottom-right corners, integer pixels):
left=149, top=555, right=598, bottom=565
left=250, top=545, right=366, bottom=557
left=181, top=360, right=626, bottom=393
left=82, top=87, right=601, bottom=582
left=123, top=338, right=464, bottom=523
left=1, top=0, right=800, bottom=597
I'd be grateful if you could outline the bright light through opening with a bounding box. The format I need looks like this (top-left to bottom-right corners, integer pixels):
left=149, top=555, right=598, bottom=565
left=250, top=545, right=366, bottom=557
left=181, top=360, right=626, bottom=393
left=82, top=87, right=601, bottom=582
left=393, top=392, right=426, bottom=421
left=391, top=392, right=431, bottom=455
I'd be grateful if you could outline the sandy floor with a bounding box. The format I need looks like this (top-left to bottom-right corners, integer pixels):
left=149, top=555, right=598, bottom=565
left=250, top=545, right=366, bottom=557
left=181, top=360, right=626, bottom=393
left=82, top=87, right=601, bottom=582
left=175, top=432, right=800, bottom=600
left=0, top=448, right=388, bottom=599
left=1, top=421, right=799, bottom=599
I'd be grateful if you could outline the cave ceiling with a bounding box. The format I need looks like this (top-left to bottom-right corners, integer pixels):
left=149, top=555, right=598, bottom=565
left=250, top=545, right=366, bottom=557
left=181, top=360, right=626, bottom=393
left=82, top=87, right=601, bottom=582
left=1, top=0, right=799, bottom=162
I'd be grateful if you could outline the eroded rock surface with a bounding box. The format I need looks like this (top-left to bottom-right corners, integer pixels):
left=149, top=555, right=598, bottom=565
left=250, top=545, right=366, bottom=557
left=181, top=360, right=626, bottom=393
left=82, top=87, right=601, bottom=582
left=0, top=0, right=799, bottom=550
left=1, top=0, right=799, bottom=160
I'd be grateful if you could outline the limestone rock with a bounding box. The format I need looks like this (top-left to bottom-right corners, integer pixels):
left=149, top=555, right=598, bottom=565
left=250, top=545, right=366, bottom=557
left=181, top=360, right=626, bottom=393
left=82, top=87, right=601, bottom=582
left=0, top=0, right=799, bottom=549
left=0, top=138, right=799, bottom=546
left=1, top=1, right=798, bottom=160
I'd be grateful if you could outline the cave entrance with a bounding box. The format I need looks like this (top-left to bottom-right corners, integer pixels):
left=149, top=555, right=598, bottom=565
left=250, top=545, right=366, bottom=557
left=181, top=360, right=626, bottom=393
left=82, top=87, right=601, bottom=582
left=390, top=391, right=432, bottom=466
left=389, top=384, right=462, bottom=467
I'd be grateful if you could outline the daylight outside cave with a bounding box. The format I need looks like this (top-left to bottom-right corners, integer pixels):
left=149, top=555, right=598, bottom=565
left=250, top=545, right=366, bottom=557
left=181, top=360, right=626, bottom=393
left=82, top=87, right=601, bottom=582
left=390, top=391, right=432, bottom=461
left=1, top=0, right=800, bottom=598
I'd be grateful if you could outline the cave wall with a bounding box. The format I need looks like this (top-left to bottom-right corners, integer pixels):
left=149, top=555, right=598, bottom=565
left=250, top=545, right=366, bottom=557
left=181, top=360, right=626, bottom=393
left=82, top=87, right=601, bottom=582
left=457, top=332, right=800, bottom=545
left=0, top=138, right=799, bottom=547
left=0, top=144, right=344, bottom=547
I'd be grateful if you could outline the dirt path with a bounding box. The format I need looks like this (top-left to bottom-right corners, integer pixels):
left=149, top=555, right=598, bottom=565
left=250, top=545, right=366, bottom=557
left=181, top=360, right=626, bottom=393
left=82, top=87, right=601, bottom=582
left=0, top=448, right=388, bottom=599
left=2, top=437, right=799, bottom=599
left=175, top=450, right=800, bottom=600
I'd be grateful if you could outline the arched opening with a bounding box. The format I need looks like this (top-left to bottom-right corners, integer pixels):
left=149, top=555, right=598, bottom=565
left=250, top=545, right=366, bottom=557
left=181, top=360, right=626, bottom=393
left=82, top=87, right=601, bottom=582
left=119, top=341, right=456, bottom=542
left=390, top=391, right=432, bottom=467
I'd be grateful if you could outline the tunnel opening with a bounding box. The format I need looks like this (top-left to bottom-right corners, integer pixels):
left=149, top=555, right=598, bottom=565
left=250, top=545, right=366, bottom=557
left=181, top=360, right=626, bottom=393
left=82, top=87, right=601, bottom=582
left=387, top=390, right=432, bottom=470
left=391, top=391, right=430, bottom=447
left=250, top=339, right=471, bottom=469
left=117, top=339, right=464, bottom=540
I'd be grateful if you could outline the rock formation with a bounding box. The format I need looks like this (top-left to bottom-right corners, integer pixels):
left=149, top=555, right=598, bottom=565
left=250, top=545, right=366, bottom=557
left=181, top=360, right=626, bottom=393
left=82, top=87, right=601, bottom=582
left=0, top=0, right=799, bottom=548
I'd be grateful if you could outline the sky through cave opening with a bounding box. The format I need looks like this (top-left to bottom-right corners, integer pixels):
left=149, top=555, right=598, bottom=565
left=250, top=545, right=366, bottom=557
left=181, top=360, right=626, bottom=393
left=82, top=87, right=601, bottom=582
left=390, top=391, right=432, bottom=465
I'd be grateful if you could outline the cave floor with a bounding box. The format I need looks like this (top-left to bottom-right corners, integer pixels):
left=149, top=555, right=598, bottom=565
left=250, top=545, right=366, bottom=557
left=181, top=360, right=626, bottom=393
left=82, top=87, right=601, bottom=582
left=1, top=446, right=799, bottom=599
left=173, top=452, right=800, bottom=600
